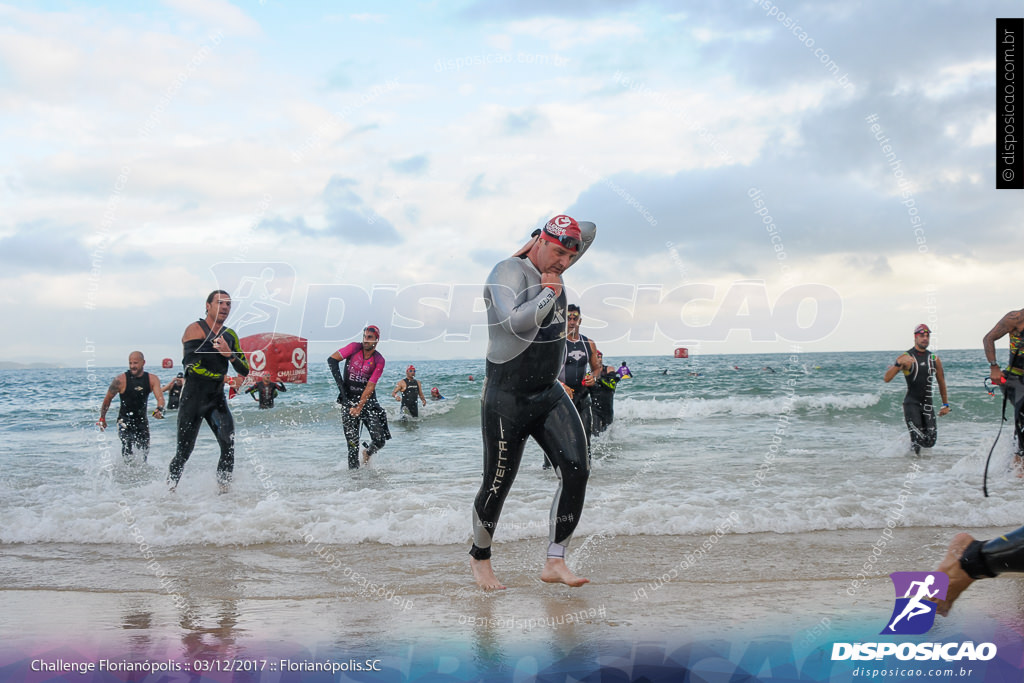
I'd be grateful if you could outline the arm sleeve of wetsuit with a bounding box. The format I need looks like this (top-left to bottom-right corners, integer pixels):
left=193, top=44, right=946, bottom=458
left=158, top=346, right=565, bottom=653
left=182, top=339, right=203, bottom=371
left=487, top=259, right=557, bottom=335
left=227, top=332, right=250, bottom=376
left=568, top=220, right=597, bottom=266
left=328, top=356, right=345, bottom=391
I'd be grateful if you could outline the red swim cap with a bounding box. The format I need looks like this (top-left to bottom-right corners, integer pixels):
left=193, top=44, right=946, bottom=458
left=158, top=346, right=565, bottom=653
left=364, top=325, right=380, bottom=339
left=540, top=215, right=582, bottom=252
left=407, top=365, right=416, bottom=373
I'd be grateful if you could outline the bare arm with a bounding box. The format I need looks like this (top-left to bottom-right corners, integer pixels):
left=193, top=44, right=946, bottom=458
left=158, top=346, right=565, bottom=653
left=588, top=340, right=601, bottom=373
left=98, top=375, right=125, bottom=428
left=392, top=380, right=406, bottom=399
left=882, top=354, right=910, bottom=383
left=984, top=310, right=1023, bottom=381
left=934, top=357, right=950, bottom=415
left=150, top=374, right=166, bottom=417
left=182, top=321, right=205, bottom=344
left=418, top=381, right=426, bottom=405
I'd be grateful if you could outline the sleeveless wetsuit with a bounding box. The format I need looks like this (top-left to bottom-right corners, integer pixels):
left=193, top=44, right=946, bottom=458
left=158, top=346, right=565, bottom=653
left=559, top=335, right=594, bottom=445
left=118, top=371, right=151, bottom=461
left=470, top=221, right=596, bottom=562
left=401, top=378, right=421, bottom=417
left=900, top=347, right=937, bottom=451
left=167, top=380, right=182, bottom=410
left=960, top=526, right=1024, bottom=579
left=329, top=342, right=391, bottom=468
left=590, top=367, right=619, bottom=435
left=248, top=381, right=285, bottom=409
left=1003, top=332, right=1024, bottom=455
left=168, top=319, right=249, bottom=486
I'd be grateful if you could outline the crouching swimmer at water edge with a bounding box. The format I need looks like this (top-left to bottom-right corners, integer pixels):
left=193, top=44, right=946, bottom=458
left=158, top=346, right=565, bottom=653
left=470, top=215, right=596, bottom=590
left=168, top=290, right=249, bottom=493
left=934, top=526, right=1024, bottom=616
left=329, top=325, right=391, bottom=469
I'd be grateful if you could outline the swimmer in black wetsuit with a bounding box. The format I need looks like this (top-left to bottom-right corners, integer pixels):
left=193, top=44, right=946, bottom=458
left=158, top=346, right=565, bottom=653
left=168, top=290, right=250, bottom=492
left=882, top=324, right=950, bottom=454
left=983, top=307, right=1024, bottom=471
left=557, top=304, right=600, bottom=451
left=246, top=377, right=286, bottom=409
left=391, top=365, right=426, bottom=417
left=98, top=351, right=165, bottom=462
left=162, top=373, right=184, bottom=411
left=935, top=527, right=1024, bottom=615
left=590, top=351, right=622, bottom=436
left=470, top=214, right=596, bottom=591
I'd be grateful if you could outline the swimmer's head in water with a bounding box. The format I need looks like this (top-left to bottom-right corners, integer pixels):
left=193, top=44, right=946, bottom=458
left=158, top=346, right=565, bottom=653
left=541, top=215, right=582, bottom=253
left=431, top=387, right=440, bottom=397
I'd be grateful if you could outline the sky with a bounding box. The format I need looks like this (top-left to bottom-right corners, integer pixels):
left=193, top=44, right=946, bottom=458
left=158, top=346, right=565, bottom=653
left=1, top=0, right=1020, bottom=366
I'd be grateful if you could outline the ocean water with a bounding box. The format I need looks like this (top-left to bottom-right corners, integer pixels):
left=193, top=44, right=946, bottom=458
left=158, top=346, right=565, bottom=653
left=1, top=348, right=1019, bottom=551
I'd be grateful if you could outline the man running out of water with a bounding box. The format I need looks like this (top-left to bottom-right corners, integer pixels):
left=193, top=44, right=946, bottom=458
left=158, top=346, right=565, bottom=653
left=329, top=325, right=391, bottom=468
left=392, top=365, right=426, bottom=417
left=590, top=351, right=623, bottom=436
left=558, top=304, right=600, bottom=448
left=98, top=351, right=165, bottom=462
left=168, top=291, right=250, bottom=492
left=470, top=214, right=596, bottom=590
left=882, top=323, right=950, bottom=454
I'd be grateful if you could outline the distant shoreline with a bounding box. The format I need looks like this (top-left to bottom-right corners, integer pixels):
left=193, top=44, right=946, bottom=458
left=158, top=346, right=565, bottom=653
left=0, top=362, right=66, bottom=370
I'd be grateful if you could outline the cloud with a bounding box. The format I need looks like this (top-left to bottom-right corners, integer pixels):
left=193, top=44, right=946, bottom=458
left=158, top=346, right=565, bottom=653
left=162, top=0, right=262, bottom=37
left=503, top=109, right=547, bottom=135
left=0, top=222, right=156, bottom=273
left=466, top=173, right=505, bottom=200
left=390, top=154, right=430, bottom=175
left=258, top=176, right=402, bottom=245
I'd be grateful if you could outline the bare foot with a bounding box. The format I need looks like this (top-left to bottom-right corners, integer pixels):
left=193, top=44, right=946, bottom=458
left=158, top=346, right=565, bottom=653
left=935, top=533, right=976, bottom=616
left=540, top=557, right=590, bottom=587
left=1015, top=455, right=1024, bottom=478
left=471, top=558, right=506, bottom=590
left=361, top=448, right=370, bottom=466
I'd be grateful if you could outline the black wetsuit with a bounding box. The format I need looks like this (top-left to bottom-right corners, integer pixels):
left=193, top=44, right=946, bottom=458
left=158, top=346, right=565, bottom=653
left=590, top=367, right=619, bottom=435
left=118, top=371, right=151, bottom=462
left=400, top=378, right=421, bottom=417
left=168, top=320, right=249, bottom=486
left=328, top=347, right=391, bottom=469
left=248, top=381, right=285, bottom=409
left=560, top=335, right=594, bottom=443
left=960, top=526, right=1024, bottom=579
left=1003, top=333, right=1024, bottom=455
left=166, top=380, right=182, bottom=410
left=470, top=233, right=596, bottom=562
left=900, top=347, right=937, bottom=452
